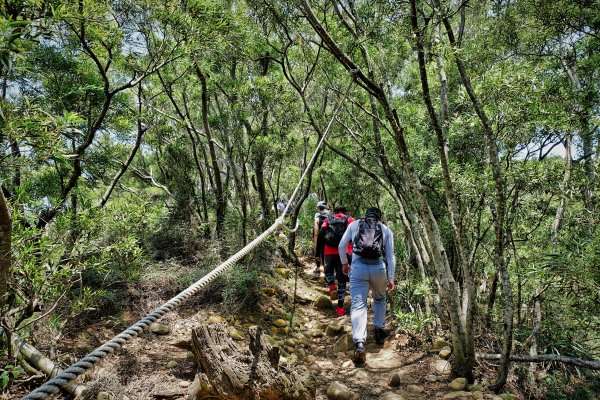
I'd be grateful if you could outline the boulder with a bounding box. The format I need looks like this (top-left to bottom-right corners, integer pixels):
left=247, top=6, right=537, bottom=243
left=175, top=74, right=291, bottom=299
left=468, top=384, right=484, bottom=392
left=207, top=314, right=225, bottom=325
left=388, top=373, right=401, bottom=387
left=425, top=374, right=439, bottom=382
left=439, top=347, right=452, bottom=360
left=284, top=338, right=297, bottom=346
left=273, top=319, right=289, bottom=328
left=449, top=378, right=467, bottom=391
left=166, top=360, right=178, bottom=368
left=443, top=391, right=471, bottom=399
left=326, top=323, right=344, bottom=337
left=327, top=382, right=358, bottom=400
left=406, top=385, right=424, bottom=394
left=274, top=268, right=290, bottom=278
left=432, top=359, right=452, bottom=375
left=333, top=334, right=354, bottom=353
left=315, top=295, right=334, bottom=310
left=149, top=323, right=171, bottom=335
left=433, top=338, right=450, bottom=350
left=228, top=326, right=244, bottom=341
left=262, top=288, right=276, bottom=296
left=263, top=334, right=276, bottom=345
left=379, top=394, right=405, bottom=400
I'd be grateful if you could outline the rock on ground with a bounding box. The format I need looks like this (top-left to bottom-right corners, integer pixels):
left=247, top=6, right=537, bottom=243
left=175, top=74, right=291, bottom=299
left=388, top=373, right=401, bottom=387
left=379, top=394, right=405, bottom=400
left=327, top=381, right=358, bottom=400
left=326, top=323, right=344, bottom=336
left=207, top=314, right=225, bottom=325
left=449, top=378, right=467, bottom=391
left=149, top=322, right=171, bottom=335
left=433, top=359, right=452, bottom=375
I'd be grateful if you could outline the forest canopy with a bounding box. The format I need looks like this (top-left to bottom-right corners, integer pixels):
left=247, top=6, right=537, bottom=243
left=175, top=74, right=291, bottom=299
left=0, top=0, right=599, bottom=398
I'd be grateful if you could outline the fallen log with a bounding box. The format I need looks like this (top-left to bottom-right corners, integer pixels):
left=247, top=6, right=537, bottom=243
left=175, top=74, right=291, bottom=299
left=477, top=353, right=600, bottom=370
left=11, top=333, right=86, bottom=397
left=190, top=323, right=314, bottom=399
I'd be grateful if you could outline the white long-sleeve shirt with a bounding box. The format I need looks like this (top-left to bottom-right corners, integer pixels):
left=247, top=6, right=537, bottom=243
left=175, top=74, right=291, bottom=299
left=338, top=219, right=396, bottom=281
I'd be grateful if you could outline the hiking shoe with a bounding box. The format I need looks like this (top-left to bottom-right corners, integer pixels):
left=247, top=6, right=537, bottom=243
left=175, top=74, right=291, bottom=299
left=312, top=268, right=321, bottom=276
left=374, top=327, right=387, bottom=345
left=354, top=342, right=366, bottom=363
left=328, top=283, right=336, bottom=293
left=335, top=307, right=345, bottom=317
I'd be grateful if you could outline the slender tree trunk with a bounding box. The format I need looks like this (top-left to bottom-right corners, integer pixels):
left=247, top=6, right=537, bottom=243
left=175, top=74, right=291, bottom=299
left=486, top=272, right=498, bottom=325
left=157, top=73, right=211, bottom=235
left=98, top=110, right=148, bottom=208
left=529, top=287, right=543, bottom=381
left=442, top=15, right=513, bottom=391
left=300, top=0, right=473, bottom=377
left=559, top=46, right=594, bottom=209
left=255, top=55, right=273, bottom=230
left=9, top=140, right=21, bottom=188
left=411, top=2, right=475, bottom=372
left=551, top=132, right=573, bottom=242
left=197, top=68, right=226, bottom=239
left=0, top=188, right=11, bottom=308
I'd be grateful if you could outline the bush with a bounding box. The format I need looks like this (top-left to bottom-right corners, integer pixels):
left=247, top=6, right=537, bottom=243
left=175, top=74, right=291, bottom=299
left=221, top=264, right=263, bottom=311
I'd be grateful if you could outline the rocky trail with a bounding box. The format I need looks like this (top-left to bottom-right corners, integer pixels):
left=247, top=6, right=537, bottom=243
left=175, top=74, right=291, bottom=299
left=31, top=259, right=518, bottom=400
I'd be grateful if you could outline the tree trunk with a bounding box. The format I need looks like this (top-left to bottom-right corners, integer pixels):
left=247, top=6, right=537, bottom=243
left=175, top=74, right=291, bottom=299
left=559, top=44, right=595, bottom=210
left=0, top=188, right=11, bottom=308
left=411, top=2, right=475, bottom=372
left=442, top=14, right=513, bottom=391
left=190, top=323, right=314, bottom=399
left=551, top=132, right=573, bottom=242
left=98, top=122, right=148, bottom=208
left=197, top=68, right=226, bottom=239
left=477, top=352, right=600, bottom=370
left=300, top=0, right=473, bottom=378
left=157, top=72, right=211, bottom=236
left=529, top=287, right=543, bottom=380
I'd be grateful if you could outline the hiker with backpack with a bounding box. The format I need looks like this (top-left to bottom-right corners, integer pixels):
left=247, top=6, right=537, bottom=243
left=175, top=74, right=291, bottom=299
left=313, top=201, right=330, bottom=275
left=338, top=207, right=395, bottom=363
left=318, top=205, right=354, bottom=317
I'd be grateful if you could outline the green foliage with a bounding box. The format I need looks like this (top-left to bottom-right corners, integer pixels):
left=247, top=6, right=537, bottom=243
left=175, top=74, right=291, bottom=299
left=0, top=364, right=24, bottom=389
left=543, top=373, right=600, bottom=400
left=1, top=0, right=599, bottom=397
left=220, top=266, right=261, bottom=310
left=390, top=280, right=434, bottom=338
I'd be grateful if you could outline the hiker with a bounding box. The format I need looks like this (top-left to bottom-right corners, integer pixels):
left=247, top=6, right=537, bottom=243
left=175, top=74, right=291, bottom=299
left=318, top=204, right=354, bottom=317
left=276, top=198, right=293, bottom=217
left=313, top=201, right=330, bottom=275
left=338, top=207, right=395, bottom=363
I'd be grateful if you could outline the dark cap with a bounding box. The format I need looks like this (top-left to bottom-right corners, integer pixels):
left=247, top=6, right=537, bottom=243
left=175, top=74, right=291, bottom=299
left=365, top=207, right=382, bottom=220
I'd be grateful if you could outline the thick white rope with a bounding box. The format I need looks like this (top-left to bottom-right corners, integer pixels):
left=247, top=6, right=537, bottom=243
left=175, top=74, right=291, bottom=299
left=22, top=79, right=353, bottom=399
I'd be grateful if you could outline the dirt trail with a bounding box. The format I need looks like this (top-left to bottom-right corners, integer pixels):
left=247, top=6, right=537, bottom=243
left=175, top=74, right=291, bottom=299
left=21, top=259, right=505, bottom=400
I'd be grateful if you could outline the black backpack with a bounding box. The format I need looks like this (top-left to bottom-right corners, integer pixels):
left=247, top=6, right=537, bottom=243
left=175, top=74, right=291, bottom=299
left=353, top=217, right=384, bottom=259
left=317, top=213, right=329, bottom=230
left=324, top=215, right=349, bottom=247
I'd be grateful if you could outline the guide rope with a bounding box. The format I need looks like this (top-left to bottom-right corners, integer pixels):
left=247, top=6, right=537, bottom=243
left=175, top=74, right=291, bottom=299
left=21, top=79, right=353, bottom=399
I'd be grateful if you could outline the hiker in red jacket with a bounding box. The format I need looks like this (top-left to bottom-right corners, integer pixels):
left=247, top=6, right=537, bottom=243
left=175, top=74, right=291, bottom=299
left=318, top=205, right=354, bottom=316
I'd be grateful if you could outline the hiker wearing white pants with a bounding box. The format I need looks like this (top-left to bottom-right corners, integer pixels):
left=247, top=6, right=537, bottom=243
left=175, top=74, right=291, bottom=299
left=338, top=207, right=396, bottom=363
